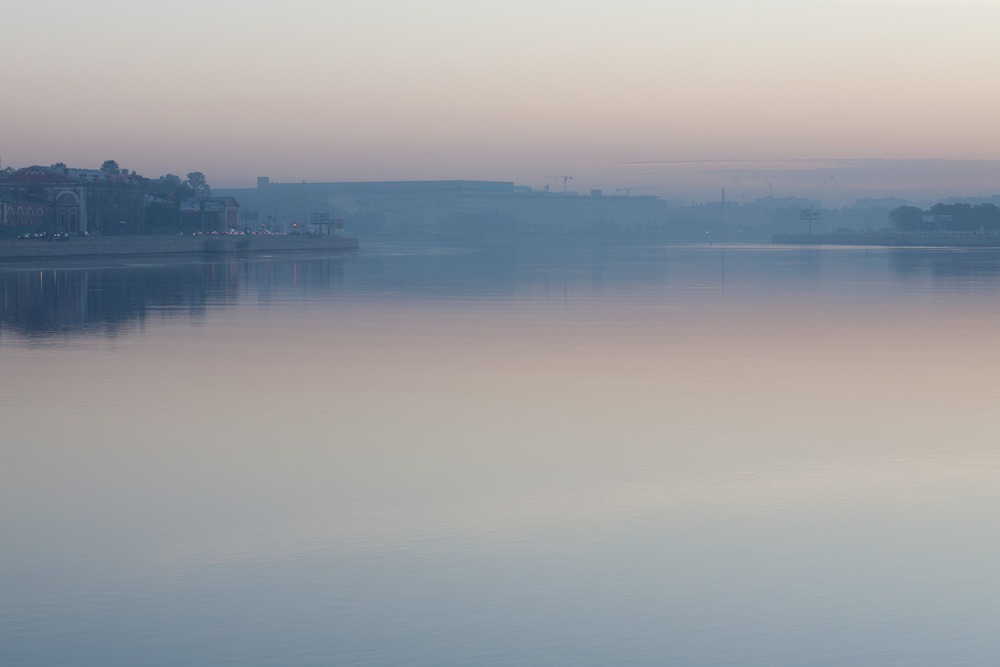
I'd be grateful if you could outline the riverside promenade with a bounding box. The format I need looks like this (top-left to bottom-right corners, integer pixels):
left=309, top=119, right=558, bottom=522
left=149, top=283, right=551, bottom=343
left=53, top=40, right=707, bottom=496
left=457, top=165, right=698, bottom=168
left=0, top=234, right=358, bottom=260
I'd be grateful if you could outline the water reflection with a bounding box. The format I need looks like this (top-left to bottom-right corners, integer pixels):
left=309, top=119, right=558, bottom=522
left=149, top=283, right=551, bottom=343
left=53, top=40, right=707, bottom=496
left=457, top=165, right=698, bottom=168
left=0, top=263, right=208, bottom=339
left=8, top=243, right=1000, bottom=343
left=0, top=244, right=835, bottom=338
left=0, top=254, right=351, bottom=339
left=889, top=246, right=1000, bottom=280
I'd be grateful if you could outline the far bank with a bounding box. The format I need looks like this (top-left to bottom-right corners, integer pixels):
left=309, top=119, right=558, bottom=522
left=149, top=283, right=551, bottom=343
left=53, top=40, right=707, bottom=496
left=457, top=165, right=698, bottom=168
left=773, top=232, right=1000, bottom=248
left=0, top=234, right=358, bottom=260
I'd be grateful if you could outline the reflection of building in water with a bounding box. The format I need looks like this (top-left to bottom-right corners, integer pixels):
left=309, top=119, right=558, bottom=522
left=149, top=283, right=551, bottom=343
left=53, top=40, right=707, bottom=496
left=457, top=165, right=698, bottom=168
left=0, top=166, right=146, bottom=235
left=0, top=265, right=208, bottom=338
left=889, top=248, right=1000, bottom=280
left=0, top=255, right=350, bottom=339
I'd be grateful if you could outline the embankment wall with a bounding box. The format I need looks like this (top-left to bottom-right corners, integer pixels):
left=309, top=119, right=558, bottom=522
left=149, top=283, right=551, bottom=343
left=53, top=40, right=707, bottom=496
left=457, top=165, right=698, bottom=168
left=0, top=235, right=357, bottom=259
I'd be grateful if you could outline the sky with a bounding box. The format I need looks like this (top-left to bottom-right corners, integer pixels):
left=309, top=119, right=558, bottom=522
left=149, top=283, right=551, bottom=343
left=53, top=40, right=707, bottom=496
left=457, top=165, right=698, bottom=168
left=3, top=0, right=1000, bottom=204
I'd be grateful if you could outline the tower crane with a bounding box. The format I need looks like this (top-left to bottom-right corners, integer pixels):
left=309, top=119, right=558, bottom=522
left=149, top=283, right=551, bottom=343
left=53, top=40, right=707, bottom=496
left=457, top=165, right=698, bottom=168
left=545, top=176, right=573, bottom=192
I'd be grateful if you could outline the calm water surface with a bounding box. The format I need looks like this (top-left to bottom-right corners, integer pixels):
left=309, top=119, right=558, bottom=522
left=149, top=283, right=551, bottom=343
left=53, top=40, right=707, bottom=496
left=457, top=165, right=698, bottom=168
left=2, top=241, right=1000, bottom=666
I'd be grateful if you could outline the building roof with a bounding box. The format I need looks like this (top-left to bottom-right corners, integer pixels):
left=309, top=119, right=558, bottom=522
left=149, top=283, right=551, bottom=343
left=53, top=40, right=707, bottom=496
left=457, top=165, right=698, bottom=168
left=0, top=166, right=79, bottom=186
left=0, top=165, right=142, bottom=187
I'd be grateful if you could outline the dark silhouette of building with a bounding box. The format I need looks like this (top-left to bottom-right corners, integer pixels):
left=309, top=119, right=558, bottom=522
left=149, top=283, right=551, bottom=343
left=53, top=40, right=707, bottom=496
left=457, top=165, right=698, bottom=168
left=0, top=165, right=145, bottom=235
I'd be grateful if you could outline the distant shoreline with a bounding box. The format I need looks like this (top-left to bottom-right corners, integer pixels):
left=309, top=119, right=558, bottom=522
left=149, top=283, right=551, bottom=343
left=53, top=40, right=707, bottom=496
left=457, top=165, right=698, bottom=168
left=772, top=232, right=1000, bottom=248
left=0, top=234, right=358, bottom=260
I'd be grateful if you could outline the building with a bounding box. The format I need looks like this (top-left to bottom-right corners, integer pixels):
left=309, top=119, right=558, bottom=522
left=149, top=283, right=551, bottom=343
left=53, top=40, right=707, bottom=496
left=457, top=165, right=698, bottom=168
left=0, top=190, right=55, bottom=230
left=216, top=178, right=678, bottom=235
left=178, top=196, right=241, bottom=232
left=0, top=166, right=146, bottom=235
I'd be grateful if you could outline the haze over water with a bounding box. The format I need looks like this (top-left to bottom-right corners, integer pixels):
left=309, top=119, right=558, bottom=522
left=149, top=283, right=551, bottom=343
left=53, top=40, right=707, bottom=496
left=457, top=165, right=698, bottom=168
left=3, top=241, right=1000, bottom=665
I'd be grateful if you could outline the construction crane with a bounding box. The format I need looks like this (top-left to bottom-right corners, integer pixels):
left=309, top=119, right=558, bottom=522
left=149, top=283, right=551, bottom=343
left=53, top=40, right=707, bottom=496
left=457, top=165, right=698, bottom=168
left=545, top=176, right=573, bottom=192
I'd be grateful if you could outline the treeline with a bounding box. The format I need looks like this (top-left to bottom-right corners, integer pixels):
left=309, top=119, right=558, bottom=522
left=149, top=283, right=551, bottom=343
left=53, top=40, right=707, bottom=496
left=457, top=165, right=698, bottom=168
left=1, top=160, right=211, bottom=201
left=93, top=160, right=211, bottom=200
left=890, top=203, right=1000, bottom=232
left=71, top=160, right=212, bottom=231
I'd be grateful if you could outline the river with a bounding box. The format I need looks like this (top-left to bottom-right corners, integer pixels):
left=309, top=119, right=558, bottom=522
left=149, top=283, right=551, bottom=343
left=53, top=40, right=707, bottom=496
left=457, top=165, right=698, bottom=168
left=3, top=240, right=1000, bottom=666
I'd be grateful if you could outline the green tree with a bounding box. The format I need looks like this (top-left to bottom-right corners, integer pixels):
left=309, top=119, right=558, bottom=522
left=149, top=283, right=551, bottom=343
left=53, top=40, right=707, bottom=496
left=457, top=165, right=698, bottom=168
left=101, top=159, right=121, bottom=174
left=976, top=204, right=1000, bottom=232
left=889, top=205, right=923, bottom=231
left=185, top=171, right=210, bottom=198
left=146, top=173, right=192, bottom=201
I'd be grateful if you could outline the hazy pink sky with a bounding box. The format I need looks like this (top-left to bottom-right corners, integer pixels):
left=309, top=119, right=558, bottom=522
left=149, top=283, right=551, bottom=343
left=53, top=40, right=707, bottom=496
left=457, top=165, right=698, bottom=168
left=3, top=0, right=999, bottom=202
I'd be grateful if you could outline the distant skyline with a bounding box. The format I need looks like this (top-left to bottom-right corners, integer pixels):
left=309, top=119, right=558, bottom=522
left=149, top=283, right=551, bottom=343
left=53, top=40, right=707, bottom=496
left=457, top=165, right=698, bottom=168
left=3, top=0, right=999, bottom=205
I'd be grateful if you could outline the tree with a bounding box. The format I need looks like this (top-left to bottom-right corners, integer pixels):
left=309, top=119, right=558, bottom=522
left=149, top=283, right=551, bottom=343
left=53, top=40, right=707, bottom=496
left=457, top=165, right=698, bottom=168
left=929, top=203, right=980, bottom=232
left=888, top=206, right=922, bottom=231
left=185, top=171, right=210, bottom=198
left=101, top=159, right=121, bottom=174
left=976, top=204, right=1000, bottom=232
left=146, top=173, right=190, bottom=201
left=50, top=162, right=67, bottom=169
